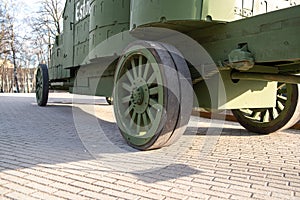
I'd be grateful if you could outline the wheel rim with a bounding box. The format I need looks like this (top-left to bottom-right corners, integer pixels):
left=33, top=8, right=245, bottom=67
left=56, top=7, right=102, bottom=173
left=234, top=83, right=295, bottom=128
left=36, top=68, right=43, bottom=105
left=114, top=49, right=165, bottom=146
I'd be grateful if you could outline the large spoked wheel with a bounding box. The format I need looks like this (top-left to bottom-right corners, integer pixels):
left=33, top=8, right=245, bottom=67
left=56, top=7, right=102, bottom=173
left=114, top=41, right=193, bottom=150
left=36, top=64, right=49, bottom=107
left=232, top=83, right=300, bottom=134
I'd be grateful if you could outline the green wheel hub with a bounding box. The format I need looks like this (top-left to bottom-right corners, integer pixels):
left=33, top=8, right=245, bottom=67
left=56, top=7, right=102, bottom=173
left=130, top=78, right=150, bottom=113
left=232, top=83, right=300, bottom=133
left=114, top=41, right=192, bottom=150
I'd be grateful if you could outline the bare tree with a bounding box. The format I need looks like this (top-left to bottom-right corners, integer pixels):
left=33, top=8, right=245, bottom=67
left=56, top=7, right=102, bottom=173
left=0, top=2, right=18, bottom=93
left=30, top=0, right=64, bottom=64
left=4, top=3, right=20, bottom=93
left=0, top=2, right=9, bottom=55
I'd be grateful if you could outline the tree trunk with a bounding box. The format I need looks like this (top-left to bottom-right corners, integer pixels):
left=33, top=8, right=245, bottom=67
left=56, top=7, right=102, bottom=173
left=12, top=49, right=19, bottom=93
left=10, top=28, right=19, bottom=93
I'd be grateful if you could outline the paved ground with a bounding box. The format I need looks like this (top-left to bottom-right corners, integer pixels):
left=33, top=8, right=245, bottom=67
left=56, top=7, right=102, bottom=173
left=0, top=93, right=300, bottom=200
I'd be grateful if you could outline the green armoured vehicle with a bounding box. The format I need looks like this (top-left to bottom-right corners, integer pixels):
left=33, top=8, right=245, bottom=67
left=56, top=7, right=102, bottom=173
left=36, top=0, right=300, bottom=150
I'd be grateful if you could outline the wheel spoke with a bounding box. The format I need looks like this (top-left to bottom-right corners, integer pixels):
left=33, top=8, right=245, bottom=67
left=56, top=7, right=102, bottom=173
left=268, top=108, right=275, bottom=120
left=147, top=73, right=156, bottom=85
left=277, top=95, right=287, bottom=102
left=142, top=113, right=148, bottom=129
left=136, top=114, right=141, bottom=133
left=124, top=104, right=134, bottom=118
left=38, top=89, right=43, bottom=99
left=263, top=110, right=270, bottom=122
left=129, top=110, right=137, bottom=128
left=131, top=59, right=138, bottom=79
left=143, top=62, right=150, bottom=80
left=250, top=110, right=260, bottom=119
left=122, top=95, right=131, bottom=104
left=126, top=71, right=134, bottom=85
left=259, top=110, right=267, bottom=122
left=122, top=83, right=132, bottom=92
left=240, top=109, right=252, bottom=115
left=37, top=77, right=42, bottom=86
left=146, top=107, right=155, bottom=123
left=278, top=88, right=287, bottom=94
left=149, top=87, right=159, bottom=95
left=138, top=55, right=143, bottom=78
left=272, top=107, right=279, bottom=118
left=149, top=99, right=162, bottom=111
left=277, top=83, right=286, bottom=90
left=277, top=100, right=285, bottom=111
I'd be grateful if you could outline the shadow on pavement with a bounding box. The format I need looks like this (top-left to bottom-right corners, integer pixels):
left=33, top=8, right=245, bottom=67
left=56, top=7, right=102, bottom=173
left=0, top=95, right=202, bottom=183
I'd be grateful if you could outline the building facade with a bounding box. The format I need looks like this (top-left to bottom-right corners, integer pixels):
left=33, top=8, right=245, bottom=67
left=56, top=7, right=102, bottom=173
left=0, top=59, right=36, bottom=93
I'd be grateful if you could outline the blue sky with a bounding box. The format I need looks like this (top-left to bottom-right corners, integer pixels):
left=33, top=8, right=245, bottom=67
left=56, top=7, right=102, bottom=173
left=15, top=0, right=41, bottom=19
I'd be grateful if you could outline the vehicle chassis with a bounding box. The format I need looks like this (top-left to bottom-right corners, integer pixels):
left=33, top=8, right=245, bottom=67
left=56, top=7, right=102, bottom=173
left=36, top=0, right=300, bottom=150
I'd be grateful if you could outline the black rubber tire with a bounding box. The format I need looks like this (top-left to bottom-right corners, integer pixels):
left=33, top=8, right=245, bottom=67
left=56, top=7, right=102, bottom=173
left=113, top=41, right=192, bottom=150
left=36, top=64, right=49, bottom=107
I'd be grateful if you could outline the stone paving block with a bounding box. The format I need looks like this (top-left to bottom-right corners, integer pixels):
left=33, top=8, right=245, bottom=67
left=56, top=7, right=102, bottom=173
left=213, top=177, right=252, bottom=188
left=96, top=176, right=118, bottom=184
left=251, top=193, right=282, bottom=200
left=102, top=188, right=140, bottom=200
left=64, top=173, right=97, bottom=184
left=31, top=191, right=66, bottom=200
left=271, top=190, right=295, bottom=199
left=54, top=190, right=88, bottom=200
left=4, top=191, right=40, bottom=200
left=0, top=186, right=11, bottom=195
left=172, top=187, right=212, bottom=199
left=38, top=167, right=70, bottom=177
left=186, top=197, right=208, bottom=200
left=26, top=182, right=58, bottom=194
left=114, top=180, right=150, bottom=191
left=146, top=188, right=188, bottom=200
left=93, top=180, right=129, bottom=192
left=0, top=179, right=9, bottom=185
left=250, top=184, right=292, bottom=196
left=3, top=182, right=36, bottom=195
left=79, top=190, right=116, bottom=200
left=195, top=186, right=232, bottom=199
left=126, top=188, right=165, bottom=200
left=24, top=174, right=55, bottom=185
left=175, top=179, right=212, bottom=190
left=50, top=182, right=83, bottom=194
left=208, top=196, right=229, bottom=200
left=210, top=186, right=253, bottom=198
left=69, top=181, right=104, bottom=192
left=45, top=174, right=75, bottom=184
left=156, top=180, right=192, bottom=191
left=1, top=94, right=300, bottom=200
left=3, top=169, right=30, bottom=178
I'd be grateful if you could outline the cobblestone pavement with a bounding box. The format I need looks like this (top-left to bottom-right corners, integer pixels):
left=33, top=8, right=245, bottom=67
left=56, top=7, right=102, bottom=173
left=0, top=93, right=300, bottom=200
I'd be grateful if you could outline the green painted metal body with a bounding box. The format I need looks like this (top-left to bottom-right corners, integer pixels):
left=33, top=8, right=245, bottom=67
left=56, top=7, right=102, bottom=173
left=48, top=0, right=300, bottom=110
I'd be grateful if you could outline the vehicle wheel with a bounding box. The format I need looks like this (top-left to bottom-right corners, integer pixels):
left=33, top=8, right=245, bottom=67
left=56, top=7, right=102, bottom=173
left=232, top=83, right=300, bottom=133
left=113, top=41, right=192, bottom=150
left=106, top=97, right=113, bottom=105
left=36, top=64, right=49, bottom=106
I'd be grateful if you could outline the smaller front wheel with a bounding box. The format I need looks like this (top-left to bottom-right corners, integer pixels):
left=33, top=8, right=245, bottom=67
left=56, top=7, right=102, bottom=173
left=36, top=64, right=49, bottom=106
